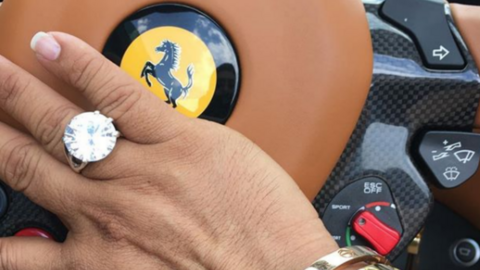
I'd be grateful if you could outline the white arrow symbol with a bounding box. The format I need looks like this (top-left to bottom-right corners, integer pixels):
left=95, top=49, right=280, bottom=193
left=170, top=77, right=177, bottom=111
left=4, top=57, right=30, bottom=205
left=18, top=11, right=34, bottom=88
left=432, top=45, right=450, bottom=61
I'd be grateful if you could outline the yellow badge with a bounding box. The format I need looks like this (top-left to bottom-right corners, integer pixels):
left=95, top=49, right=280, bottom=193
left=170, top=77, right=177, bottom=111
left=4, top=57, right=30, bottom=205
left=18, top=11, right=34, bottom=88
left=121, top=26, right=217, bottom=118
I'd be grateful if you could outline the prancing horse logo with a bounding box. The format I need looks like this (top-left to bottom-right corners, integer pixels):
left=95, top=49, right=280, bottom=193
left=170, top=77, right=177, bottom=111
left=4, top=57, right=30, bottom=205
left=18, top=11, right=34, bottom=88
left=141, top=40, right=195, bottom=108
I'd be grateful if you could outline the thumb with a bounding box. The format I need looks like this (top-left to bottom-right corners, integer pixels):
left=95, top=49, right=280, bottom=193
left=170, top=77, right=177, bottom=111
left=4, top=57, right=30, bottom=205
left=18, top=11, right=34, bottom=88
left=0, top=237, right=63, bottom=270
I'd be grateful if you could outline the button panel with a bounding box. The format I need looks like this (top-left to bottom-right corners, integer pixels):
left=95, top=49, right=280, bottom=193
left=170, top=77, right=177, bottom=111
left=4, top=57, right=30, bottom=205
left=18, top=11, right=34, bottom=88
left=418, top=131, right=480, bottom=188
left=322, top=178, right=403, bottom=254
left=381, top=0, right=465, bottom=70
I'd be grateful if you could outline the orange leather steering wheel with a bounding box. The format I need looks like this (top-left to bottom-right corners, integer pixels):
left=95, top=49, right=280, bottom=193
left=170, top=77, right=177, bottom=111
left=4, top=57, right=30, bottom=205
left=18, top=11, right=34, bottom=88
left=2, top=1, right=480, bottom=223
left=0, top=0, right=373, bottom=200
left=3, top=0, right=480, bottom=265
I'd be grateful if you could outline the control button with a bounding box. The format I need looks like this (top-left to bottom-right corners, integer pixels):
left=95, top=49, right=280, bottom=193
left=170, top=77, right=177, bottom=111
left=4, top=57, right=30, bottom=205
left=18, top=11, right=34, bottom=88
left=381, top=0, right=465, bottom=70
left=15, top=228, right=53, bottom=239
left=353, top=211, right=401, bottom=255
left=453, top=239, right=480, bottom=267
left=418, top=131, right=480, bottom=188
left=322, top=178, right=403, bottom=255
left=0, top=186, right=8, bottom=219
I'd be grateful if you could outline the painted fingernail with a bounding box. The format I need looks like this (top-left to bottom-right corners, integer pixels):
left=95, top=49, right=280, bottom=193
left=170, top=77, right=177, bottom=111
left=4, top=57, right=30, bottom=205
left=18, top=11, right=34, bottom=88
left=30, top=32, right=61, bottom=61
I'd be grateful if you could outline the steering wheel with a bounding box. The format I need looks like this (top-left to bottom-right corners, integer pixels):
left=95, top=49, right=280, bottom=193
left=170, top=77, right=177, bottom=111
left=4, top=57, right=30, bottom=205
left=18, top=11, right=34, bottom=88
left=0, top=0, right=372, bottom=201
left=0, top=0, right=480, bottom=269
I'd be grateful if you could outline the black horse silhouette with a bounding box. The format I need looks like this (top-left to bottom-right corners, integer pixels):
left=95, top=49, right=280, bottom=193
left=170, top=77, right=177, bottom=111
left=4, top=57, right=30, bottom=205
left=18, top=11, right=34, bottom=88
left=141, top=40, right=195, bottom=108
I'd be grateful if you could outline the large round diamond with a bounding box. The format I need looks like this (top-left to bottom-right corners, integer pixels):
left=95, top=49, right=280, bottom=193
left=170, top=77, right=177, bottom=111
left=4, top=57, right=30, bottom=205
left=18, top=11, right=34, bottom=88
left=63, top=112, right=118, bottom=162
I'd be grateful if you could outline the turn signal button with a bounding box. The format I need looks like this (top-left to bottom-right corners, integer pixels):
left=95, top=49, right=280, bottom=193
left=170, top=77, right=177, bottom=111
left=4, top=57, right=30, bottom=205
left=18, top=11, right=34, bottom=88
left=353, top=211, right=401, bottom=255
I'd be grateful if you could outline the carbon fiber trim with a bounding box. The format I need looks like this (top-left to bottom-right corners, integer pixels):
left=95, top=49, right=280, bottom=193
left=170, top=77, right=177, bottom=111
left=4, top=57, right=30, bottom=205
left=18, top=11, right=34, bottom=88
left=0, top=184, right=67, bottom=241
left=314, top=2, right=480, bottom=260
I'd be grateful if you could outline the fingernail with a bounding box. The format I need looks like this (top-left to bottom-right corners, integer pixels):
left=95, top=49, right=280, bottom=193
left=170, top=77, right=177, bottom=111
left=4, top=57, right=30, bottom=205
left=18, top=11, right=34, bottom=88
left=30, top=32, right=61, bottom=61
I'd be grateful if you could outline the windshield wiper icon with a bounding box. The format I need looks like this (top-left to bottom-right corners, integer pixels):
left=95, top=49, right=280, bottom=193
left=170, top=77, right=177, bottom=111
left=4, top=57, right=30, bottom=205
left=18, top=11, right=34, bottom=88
left=454, top=150, right=475, bottom=164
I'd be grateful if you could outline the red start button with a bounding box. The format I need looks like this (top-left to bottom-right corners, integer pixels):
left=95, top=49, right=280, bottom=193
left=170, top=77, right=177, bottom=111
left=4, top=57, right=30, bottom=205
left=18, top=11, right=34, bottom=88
left=15, top=228, right=53, bottom=239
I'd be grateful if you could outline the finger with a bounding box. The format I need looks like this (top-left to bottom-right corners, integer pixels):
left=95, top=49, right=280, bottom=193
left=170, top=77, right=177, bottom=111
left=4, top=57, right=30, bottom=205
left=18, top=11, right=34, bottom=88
left=0, top=122, right=90, bottom=218
left=0, top=56, right=147, bottom=179
left=32, top=31, right=190, bottom=144
left=0, top=55, right=82, bottom=161
left=0, top=237, right=64, bottom=270
left=79, top=139, right=143, bottom=180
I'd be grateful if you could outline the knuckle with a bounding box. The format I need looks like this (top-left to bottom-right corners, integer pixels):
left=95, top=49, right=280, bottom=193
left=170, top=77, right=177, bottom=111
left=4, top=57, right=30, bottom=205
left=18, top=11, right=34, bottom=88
left=98, top=84, right=142, bottom=121
left=0, top=240, right=17, bottom=270
left=0, top=139, right=40, bottom=193
left=160, top=122, right=217, bottom=167
left=64, top=257, right=90, bottom=270
left=67, top=54, right=105, bottom=91
left=35, top=105, right=77, bottom=152
left=0, top=71, right=30, bottom=108
left=97, top=215, right=129, bottom=243
left=83, top=204, right=129, bottom=243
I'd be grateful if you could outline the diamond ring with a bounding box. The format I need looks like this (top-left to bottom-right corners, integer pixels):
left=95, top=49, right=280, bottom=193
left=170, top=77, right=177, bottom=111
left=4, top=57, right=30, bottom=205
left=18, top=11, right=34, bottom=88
left=63, top=111, right=121, bottom=173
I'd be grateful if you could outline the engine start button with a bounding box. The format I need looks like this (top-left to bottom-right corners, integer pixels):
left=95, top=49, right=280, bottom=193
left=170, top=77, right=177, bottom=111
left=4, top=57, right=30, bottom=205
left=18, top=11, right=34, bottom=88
left=103, top=4, right=240, bottom=124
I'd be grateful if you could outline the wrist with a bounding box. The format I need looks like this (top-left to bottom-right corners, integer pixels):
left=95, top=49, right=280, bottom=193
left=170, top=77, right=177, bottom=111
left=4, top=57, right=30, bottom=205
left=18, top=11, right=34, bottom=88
left=253, top=218, right=339, bottom=270
left=205, top=217, right=338, bottom=270
left=276, top=221, right=338, bottom=270
left=304, top=246, right=396, bottom=270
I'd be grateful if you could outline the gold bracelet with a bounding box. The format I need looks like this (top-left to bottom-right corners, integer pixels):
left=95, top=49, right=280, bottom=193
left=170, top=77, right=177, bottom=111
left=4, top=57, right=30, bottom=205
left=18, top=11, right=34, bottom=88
left=359, top=263, right=398, bottom=270
left=305, top=246, right=399, bottom=270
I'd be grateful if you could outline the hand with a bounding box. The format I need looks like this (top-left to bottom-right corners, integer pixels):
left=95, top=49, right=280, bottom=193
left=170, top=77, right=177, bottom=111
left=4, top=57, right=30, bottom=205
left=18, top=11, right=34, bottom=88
left=0, top=32, right=337, bottom=269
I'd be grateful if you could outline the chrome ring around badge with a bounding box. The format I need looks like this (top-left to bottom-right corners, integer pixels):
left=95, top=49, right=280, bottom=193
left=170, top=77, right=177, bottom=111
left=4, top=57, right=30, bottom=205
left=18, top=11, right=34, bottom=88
left=103, top=4, right=240, bottom=124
